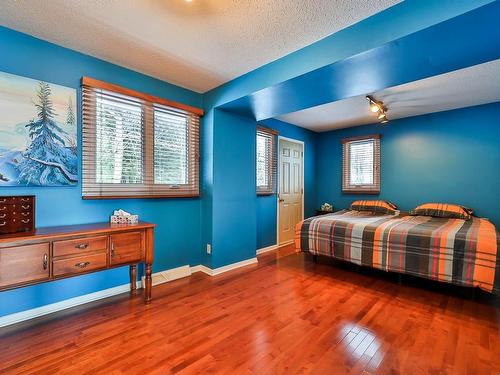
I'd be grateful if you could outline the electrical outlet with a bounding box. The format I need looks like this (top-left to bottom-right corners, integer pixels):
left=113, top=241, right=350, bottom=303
left=206, top=243, right=212, bottom=254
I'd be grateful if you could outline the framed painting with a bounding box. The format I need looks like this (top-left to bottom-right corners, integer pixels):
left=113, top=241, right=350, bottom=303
left=0, top=72, right=77, bottom=186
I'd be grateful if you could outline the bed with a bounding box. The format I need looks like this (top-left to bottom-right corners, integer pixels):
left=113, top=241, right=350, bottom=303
left=295, top=210, right=500, bottom=294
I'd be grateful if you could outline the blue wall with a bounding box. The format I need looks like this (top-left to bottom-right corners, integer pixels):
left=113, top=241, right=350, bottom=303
left=0, top=26, right=204, bottom=317
left=256, top=119, right=318, bottom=249
left=200, top=0, right=494, bottom=259
left=1, top=0, right=497, bottom=317
left=210, top=110, right=257, bottom=268
left=200, top=108, right=316, bottom=264
left=316, top=103, right=500, bottom=226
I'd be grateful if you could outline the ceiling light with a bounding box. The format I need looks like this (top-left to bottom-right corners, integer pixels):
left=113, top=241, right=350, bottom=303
left=366, top=95, right=381, bottom=112
left=366, top=95, right=389, bottom=124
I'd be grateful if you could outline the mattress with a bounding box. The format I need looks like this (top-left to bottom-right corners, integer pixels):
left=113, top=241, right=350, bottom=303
left=295, top=210, right=500, bottom=294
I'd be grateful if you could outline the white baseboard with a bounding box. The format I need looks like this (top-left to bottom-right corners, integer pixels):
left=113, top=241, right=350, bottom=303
left=0, top=258, right=258, bottom=328
left=0, top=283, right=133, bottom=328
left=141, top=265, right=192, bottom=287
left=190, top=264, right=212, bottom=275
left=256, top=244, right=278, bottom=255
left=212, top=257, right=258, bottom=276
left=191, top=257, right=258, bottom=276
left=0, top=265, right=192, bottom=328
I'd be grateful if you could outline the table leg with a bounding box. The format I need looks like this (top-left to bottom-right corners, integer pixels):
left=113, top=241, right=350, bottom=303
left=129, top=264, right=137, bottom=292
left=145, top=263, right=152, bottom=304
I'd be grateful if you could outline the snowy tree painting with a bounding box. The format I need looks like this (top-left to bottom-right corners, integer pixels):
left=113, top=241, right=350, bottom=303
left=0, top=72, right=77, bottom=186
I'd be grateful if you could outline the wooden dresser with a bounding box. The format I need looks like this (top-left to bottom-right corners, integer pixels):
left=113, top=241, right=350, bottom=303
left=0, top=222, right=155, bottom=304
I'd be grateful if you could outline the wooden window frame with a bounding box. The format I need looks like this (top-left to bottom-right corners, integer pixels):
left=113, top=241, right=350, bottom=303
left=342, top=134, right=381, bottom=195
left=81, top=77, right=203, bottom=199
left=256, top=126, right=278, bottom=195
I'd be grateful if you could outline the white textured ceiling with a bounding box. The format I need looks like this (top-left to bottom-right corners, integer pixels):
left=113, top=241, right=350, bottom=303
left=277, top=59, right=500, bottom=132
left=0, top=0, right=399, bottom=93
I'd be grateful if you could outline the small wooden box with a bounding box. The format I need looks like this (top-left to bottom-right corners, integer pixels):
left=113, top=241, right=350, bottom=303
left=0, top=195, right=35, bottom=235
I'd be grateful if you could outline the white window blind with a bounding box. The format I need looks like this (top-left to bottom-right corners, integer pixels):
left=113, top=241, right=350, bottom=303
left=342, top=135, right=380, bottom=194
left=256, top=126, right=277, bottom=195
left=82, top=77, right=201, bottom=199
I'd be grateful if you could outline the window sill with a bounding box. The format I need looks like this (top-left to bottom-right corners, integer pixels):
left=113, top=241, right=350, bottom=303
left=82, top=194, right=200, bottom=200
left=342, top=190, right=380, bottom=195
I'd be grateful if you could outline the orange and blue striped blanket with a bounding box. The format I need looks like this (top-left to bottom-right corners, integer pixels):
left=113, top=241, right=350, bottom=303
left=295, top=210, right=500, bottom=294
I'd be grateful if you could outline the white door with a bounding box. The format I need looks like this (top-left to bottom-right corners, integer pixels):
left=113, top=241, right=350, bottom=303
left=278, top=139, right=303, bottom=245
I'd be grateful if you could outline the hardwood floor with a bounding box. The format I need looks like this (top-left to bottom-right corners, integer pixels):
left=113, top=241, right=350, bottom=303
left=1, top=245, right=499, bottom=375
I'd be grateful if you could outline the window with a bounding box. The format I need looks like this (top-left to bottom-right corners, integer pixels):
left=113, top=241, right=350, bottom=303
left=256, top=126, right=277, bottom=195
left=82, top=77, right=202, bottom=198
left=342, top=135, right=380, bottom=194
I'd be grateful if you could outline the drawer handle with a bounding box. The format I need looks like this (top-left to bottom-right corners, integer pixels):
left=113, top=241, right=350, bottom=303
left=43, top=254, right=48, bottom=270
left=20, top=198, right=31, bottom=202
left=21, top=205, right=30, bottom=209
left=0, top=198, right=6, bottom=203
left=111, top=242, right=115, bottom=257
left=75, top=261, right=90, bottom=269
left=21, top=219, right=30, bottom=224
left=75, top=243, right=89, bottom=250
left=21, top=212, right=30, bottom=217
left=0, top=214, right=5, bottom=219
left=0, top=206, right=6, bottom=211
left=0, top=221, right=6, bottom=226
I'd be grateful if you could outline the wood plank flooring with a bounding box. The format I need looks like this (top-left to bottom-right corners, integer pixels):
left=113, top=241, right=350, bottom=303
left=0, top=245, right=499, bottom=374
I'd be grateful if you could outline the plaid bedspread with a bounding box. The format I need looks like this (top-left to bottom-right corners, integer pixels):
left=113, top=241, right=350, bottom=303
left=295, top=210, right=500, bottom=294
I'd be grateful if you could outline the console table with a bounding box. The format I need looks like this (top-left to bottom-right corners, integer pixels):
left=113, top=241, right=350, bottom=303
left=0, top=222, right=155, bottom=303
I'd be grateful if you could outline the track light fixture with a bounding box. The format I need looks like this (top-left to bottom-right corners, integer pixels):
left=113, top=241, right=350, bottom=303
left=366, top=95, right=389, bottom=124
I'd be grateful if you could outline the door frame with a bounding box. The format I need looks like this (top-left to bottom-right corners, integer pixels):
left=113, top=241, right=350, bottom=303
left=276, top=136, right=305, bottom=246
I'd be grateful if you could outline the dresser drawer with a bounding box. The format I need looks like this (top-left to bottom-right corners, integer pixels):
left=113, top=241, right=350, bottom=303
left=17, top=202, right=34, bottom=213
left=0, top=202, right=34, bottom=211
left=52, top=252, right=107, bottom=277
left=0, top=205, right=13, bottom=213
left=0, top=217, right=34, bottom=234
left=17, top=196, right=34, bottom=204
left=0, top=208, right=33, bottom=220
left=53, top=236, right=108, bottom=257
left=0, top=220, right=16, bottom=234
left=11, top=210, right=33, bottom=219
left=0, top=243, right=49, bottom=288
left=0, top=197, right=18, bottom=205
